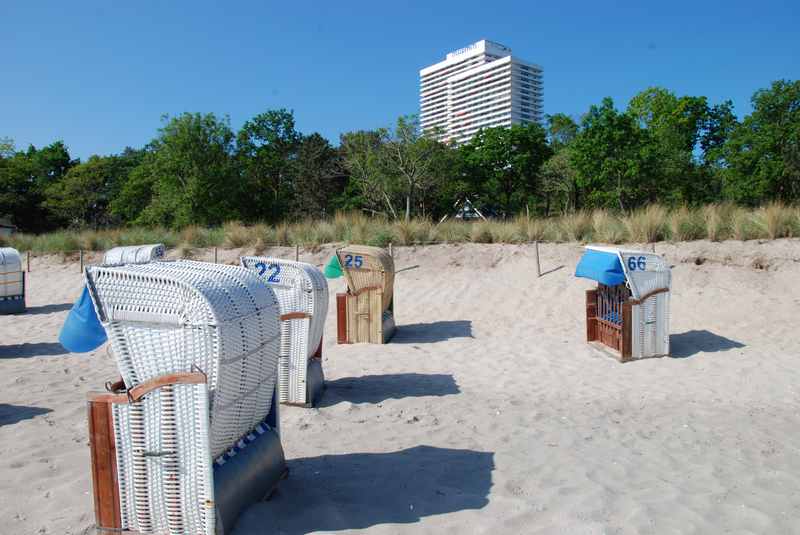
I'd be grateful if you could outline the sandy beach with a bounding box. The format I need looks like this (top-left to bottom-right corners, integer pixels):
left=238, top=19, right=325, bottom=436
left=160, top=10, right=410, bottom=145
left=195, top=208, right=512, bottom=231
left=1, top=240, right=799, bottom=535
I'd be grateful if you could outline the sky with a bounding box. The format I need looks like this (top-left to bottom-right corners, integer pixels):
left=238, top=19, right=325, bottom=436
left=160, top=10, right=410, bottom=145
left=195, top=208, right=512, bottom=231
left=2, top=0, right=798, bottom=160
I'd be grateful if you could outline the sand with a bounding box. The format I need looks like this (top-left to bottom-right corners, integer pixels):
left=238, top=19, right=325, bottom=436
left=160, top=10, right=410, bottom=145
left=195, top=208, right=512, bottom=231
left=1, top=240, right=799, bottom=535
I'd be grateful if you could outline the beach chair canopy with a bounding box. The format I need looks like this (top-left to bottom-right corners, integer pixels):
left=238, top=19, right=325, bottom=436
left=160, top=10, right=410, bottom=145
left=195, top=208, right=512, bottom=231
left=0, top=247, right=23, bottom=298
left=336, top=245, right=395, bottom=310
left=575, top=245, right=671, bottom=299
left=102, top=243, right=165, bottom=266
left=86, top=260, right=281, bottom=458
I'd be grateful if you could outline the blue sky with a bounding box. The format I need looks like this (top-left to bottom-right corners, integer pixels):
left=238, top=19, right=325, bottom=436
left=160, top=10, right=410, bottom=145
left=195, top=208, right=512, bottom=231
left=2, top=0, right=798, bottom=160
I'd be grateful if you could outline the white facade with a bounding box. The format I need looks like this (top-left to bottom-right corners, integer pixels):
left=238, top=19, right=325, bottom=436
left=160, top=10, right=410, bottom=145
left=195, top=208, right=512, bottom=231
left=419, top=40, right=543, bottom=144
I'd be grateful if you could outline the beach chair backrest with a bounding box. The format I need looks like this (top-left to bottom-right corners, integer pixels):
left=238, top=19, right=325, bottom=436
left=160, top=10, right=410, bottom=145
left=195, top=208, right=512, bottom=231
left=240, top=256, right=329, bottom=357
left=336, top=245, right=395, bottom=310
left=86, top=260, right=281, bottom=458
left=0, top=247, right=23, bottom=298
left=102, top=243, right=165, bottom=266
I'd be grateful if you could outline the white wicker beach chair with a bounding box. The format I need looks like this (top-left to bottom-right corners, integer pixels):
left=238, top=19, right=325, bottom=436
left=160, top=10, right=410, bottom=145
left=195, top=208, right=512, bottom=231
left=240, top=256, right=329, bottom=406
left=576, top=246, right=671, bottom=361
left=335, top=245, right=396, bottom=344
left=0, top=247, right=25, bottom=314
left=85, top=260, right=286, bottom=534
left=102, top=243, right=165, bottom=266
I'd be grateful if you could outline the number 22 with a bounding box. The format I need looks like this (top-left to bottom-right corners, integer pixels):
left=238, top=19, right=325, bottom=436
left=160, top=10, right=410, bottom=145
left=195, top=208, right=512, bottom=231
left=255, top=262, right=281, bottom=283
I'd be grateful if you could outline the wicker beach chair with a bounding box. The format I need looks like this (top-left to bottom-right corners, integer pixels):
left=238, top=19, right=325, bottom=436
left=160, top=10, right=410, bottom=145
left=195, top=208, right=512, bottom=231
left=102, top=243, right=165, bottom=266
left=84, top=260, right=286, bottom=534
left=576, top=246, right=671, bottom=362
left=240, top=257, right=329, bottom=406
left=0, top=247, right=25, bottom=314
left=335, top=245, right=396, bottom=344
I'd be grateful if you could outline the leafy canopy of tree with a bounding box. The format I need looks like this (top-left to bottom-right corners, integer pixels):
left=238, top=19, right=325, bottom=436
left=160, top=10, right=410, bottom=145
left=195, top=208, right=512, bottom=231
left=1, top=79, right=799, bottom=233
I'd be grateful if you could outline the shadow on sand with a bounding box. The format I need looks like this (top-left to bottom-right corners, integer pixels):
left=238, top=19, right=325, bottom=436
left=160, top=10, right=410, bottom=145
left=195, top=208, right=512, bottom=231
left=0, top=342, right=67, bottom=359
left=319, top=373, right=459, bottom=407
left=23, top=303, right=73, bottom=316
left=232, top=445, right=494, bottom=534
left=670, top=330, right=746, bottom=358
left=0, top=404, right=52, bottom=426
left=392, top=320, right=473, bottom=344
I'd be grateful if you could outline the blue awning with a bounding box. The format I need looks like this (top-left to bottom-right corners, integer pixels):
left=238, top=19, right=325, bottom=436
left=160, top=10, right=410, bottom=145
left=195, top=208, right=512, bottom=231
left=575, top=249, right=626, bottom=286
left=59, top=285, right=107, bottom=353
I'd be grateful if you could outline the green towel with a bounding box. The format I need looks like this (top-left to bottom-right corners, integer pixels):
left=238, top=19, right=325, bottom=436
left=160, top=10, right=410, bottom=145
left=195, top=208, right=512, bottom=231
left=324, top=254, right=342, bottom=278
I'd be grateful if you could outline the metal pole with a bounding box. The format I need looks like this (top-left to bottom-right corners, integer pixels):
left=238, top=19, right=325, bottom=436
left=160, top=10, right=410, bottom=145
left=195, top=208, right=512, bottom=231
left=295, top=244, right=299, bottom=261
left=79, top=250, right=84, bottom=273
left=534, top=241, right=541, bottom=277
left=389, top=242, right=393, bottom=257
left=214, top=247, right=218, bottom=263
left=26, top=251, right=30, bottom=272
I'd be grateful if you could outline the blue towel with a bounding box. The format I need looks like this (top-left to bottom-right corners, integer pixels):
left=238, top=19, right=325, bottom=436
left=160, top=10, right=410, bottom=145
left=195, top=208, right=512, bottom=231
left=59, top=285, right=107, bottom=353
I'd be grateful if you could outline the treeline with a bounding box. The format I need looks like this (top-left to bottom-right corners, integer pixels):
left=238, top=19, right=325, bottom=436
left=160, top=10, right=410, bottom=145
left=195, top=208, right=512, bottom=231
left=1, top=80, right=798, bottom=233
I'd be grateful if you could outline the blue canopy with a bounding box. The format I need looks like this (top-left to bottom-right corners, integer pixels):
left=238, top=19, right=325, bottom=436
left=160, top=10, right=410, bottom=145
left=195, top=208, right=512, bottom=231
left=575, top=249, right=626, bottom=286
left=59, top=285, right=107, bottom=353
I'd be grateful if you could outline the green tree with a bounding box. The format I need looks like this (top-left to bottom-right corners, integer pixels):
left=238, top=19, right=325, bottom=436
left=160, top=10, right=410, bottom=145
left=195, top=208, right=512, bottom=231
left=290, top=133, right=343, bottom=218
left=461, top=122, right=551, bottom=217
left=571, top=97, right=650, bottom=210
left=0, top=141, right=75, bottom=232
left=723, top=80, right=800, bottom=204
left=379, top=115, right=452, bottom=221
left=546, top=113, right=579, bottom=150
left=540, top=148, right=579, bottom=214
left=113, top=113, right=239, bottom=227
left=237, top=109, right=301, bottom=222
left=340, top=129, right=397, bottom=217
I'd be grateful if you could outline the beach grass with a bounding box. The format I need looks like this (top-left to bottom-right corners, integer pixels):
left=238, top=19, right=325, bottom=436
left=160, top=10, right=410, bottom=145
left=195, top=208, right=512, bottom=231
left=2, top=204, right=799, bottom=253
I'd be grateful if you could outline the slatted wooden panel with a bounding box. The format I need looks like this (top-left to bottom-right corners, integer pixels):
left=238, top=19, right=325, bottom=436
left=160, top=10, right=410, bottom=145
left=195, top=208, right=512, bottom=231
left=338, top=289, right=389, bottom=344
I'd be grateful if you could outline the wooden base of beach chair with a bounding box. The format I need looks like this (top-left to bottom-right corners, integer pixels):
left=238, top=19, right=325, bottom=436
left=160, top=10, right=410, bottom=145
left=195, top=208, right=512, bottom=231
left=336, top=290, right=395, bottom=344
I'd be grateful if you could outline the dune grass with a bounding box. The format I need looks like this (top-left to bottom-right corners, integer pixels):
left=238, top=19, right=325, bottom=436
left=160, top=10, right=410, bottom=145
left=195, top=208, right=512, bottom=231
left=2, top=205, right=799, bottom=254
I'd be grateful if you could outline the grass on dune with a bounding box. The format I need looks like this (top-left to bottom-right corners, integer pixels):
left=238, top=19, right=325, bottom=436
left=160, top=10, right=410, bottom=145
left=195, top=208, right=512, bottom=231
left=2, top=205, right=799, bottom=253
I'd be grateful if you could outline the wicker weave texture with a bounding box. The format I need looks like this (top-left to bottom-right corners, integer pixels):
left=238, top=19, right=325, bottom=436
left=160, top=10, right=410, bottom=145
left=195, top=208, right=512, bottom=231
left=102, top=244, right=166, bottom=266
left=336, top=245, right=394, bottom=311
left=0, top=247, right=23, bottom=298
left=86, top=260, right=281, bottom=456
left=112, top=383, right=214, bottom=534
left=240, top=256, right=328, bottom=404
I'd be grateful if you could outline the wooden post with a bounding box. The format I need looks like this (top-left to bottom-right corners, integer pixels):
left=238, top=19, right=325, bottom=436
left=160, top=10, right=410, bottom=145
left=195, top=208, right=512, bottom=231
left=26, top=251, right=30, bottom=272
left=534, top=241, right=541, bottom=277
left=651, top=242, right=656, bottom=253
left=80, top=250, right=84, bottom=273
left=214, top=247, right=218, bottom=263
left=295, top=244, right=299, bottom=261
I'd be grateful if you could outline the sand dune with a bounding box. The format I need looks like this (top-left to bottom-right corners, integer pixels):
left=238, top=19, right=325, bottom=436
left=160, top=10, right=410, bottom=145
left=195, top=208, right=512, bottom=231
left=1, top=240, right=799, bottom=534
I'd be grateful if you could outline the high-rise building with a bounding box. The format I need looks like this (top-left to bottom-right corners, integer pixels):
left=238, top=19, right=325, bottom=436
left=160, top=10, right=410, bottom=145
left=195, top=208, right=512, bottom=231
left=419, top=40, right=543, bottom=145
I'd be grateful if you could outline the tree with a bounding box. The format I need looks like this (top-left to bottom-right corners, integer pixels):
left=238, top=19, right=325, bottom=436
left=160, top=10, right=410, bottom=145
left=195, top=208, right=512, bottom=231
left=540, top=148, right=579, bottom=214
left=571, top=97, right=650, bottom=211
left=290, top=133, right=343, bottom=218
left=546, top=113, right=579, bottom=150
left=461, top=122, right=551, bottom=217
left=113, top=113, right=239, bottom=227
left=237, top=109, right=301, bottom=222
left=340, top=129, right=397, bottom=217
left=379, top=115, right=452, bottom=221
left=723, top=80, right=800, bottom=204
left=0, top=141, right=75, bottom=232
